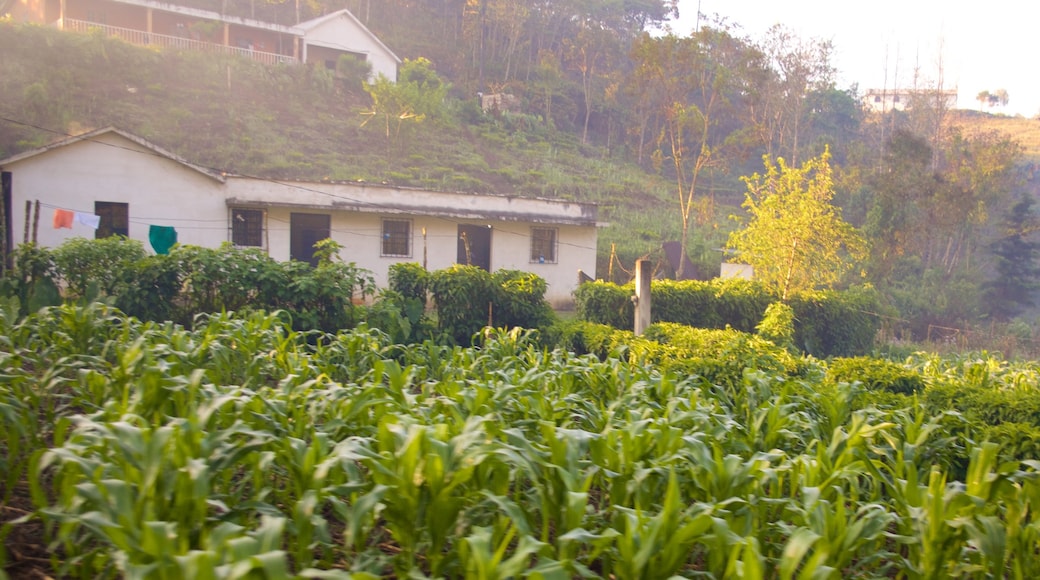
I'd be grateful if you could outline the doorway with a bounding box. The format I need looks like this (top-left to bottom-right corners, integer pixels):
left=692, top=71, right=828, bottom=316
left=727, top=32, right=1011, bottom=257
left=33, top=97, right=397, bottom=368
left=457, top=224, right=491, bottom=271
left=290, top=213, right=330, bottom=267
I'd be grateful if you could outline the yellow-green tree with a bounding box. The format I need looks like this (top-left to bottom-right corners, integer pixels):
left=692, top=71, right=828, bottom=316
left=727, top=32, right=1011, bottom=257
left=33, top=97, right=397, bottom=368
left=727, top=148, right=867, bottom=300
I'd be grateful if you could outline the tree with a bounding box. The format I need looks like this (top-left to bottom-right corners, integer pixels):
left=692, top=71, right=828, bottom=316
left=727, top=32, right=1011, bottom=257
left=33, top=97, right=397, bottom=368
left=753, top=24, right=836, bottom=165
left=361, top=58, right=450, bottom=166
left=727, top=148, right=867, bottom=300
left=985, top=194, right=1040, bottom=320
left=630, top=23, right=763, bottom=278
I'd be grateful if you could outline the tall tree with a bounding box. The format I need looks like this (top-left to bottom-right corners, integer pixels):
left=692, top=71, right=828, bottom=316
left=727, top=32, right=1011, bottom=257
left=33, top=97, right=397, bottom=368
left=727, top=148, right=867, bottom=300
left=985, top=194, right=1040, bottom=320
left=753, top=25, right=835, bottom=165
left=630, top=23, right=763, bottom=278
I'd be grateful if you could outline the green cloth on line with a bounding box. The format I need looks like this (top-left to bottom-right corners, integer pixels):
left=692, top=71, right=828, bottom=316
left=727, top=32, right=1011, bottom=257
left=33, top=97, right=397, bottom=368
left=149, top=225, right=178, bottom=255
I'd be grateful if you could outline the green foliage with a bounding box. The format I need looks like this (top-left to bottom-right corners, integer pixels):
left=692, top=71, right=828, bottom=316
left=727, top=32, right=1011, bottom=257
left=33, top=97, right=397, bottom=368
left=427, top=265, right=553, bottom=344
left=388, top=262, right=429, bottom=304
left=576, top=279, right=880, bottom=356
left=789, top=285, right=883, bottom=357
left=574, top=280, right=633, bottom=329
left=727, top=148, right=868, bottom=300
left=429, top=264, right=496, bottom=344
left=51, top=236, right=147, bottom=300
left=491, top=269, right=554, bottom=330
left=826, top=356, right=925, bottom=395
left=7, top=306, right=1040, bottom=577
left=0, top=243, right=61, bottom=315
left=757, top=301, right=796, bottom=351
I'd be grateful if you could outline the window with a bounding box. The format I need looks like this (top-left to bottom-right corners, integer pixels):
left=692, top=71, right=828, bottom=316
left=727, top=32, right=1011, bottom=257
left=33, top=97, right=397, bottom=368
left=530, top=227, right=557, bottom=263
left=230, top=208, right=265, bottom=248
left=382, top=219, right=411, bottom=257
left=95, top=201, right=128, bottom=239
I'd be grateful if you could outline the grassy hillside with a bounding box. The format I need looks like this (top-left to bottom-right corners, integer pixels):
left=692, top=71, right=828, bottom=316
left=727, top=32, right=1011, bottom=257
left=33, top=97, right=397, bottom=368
left=952, top=110, right=1040, bottom=162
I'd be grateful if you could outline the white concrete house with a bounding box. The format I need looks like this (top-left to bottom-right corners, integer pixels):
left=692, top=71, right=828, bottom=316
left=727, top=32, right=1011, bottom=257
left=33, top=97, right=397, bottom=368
left=0, top=127, right=599, bottom=307
left=863, top=88, right=958, bottom=113
left=5, top=0, right=400, bottom=77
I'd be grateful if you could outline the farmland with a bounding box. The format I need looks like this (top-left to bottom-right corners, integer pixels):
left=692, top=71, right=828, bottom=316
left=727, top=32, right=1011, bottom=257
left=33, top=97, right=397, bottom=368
left=3, top=302, right=1040, bottom=578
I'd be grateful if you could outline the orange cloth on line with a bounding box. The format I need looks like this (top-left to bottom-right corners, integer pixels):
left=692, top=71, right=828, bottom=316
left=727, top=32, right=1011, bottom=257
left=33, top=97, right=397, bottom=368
left=53, top=209, right=74, bottom=229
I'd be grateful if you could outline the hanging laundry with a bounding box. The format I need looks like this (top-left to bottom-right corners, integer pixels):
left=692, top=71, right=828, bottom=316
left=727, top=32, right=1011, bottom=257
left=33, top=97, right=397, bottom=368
left=75, top=212, right=100, bottom=229
left=52, top=208, right=74, bottom=229
left=149, top=225, right=178, bottom=255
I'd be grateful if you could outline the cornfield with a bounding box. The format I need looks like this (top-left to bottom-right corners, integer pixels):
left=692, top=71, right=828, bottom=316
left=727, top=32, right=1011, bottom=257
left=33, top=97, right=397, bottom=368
left=3, top=302, right=1040, bottom=578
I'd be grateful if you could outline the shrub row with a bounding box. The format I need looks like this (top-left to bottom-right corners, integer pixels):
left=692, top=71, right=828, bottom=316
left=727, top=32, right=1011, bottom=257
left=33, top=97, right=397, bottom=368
left=2, top=239, right=373, bottom=332
left=574, top=279, right=883, bottom=357
left=542, top=319, right=813, bottom=389
left=2, top=240, right=556, bottom=340
left=388, top=263, right=554, bottom=344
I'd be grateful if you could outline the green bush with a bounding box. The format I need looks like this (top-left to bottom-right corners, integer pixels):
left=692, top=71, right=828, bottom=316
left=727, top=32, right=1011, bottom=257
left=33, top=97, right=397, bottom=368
left=576, top=279, right=879, bottom=356
left=51, top=236, right=147, bottom=300
left=826, top=356, right=924, bottom=395
left=0, top=243, right=61, bottom=315
left=429, top=265, right=497, bottom=344
left=789, top=286, right=883, bottom=357
left=574, top=280, right=632, bottom=329
left=757, top=302, right=795, bottom=351
left=492, top=269, right=553, bottom=330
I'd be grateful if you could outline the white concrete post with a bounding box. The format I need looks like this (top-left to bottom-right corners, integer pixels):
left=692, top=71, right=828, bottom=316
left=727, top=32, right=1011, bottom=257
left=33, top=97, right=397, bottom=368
left=634, top=259, right=651, bottom=335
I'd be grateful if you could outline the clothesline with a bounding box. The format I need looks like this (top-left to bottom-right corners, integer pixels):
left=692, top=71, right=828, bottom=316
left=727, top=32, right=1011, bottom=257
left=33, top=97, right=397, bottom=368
left=49, top=207, right=177, bottom=255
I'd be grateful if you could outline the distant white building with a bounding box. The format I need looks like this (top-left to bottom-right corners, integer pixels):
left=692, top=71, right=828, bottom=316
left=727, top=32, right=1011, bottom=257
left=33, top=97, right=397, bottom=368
left=4, top=0, right=400, bottom=79
left=863, top=88, right=958, bottom=112
left=0, top=128, right=600, bottom=307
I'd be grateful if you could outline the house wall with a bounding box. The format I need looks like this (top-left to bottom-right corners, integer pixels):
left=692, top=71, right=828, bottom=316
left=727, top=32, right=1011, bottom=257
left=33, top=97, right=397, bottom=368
left=227, top=178, right=597, bottom=307
left=302, top=13, right=397, bottom=80
left=1, top=133, right=227, bottom=250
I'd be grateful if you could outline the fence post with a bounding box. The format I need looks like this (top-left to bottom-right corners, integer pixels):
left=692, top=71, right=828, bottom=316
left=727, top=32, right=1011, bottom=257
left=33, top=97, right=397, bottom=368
left=634, top=259, right=651, bottom=335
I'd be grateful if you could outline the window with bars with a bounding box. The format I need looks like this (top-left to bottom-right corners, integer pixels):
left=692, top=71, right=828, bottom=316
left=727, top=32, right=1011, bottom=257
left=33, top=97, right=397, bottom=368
left=95, top=201, right=128, bottom=239
left=530, top=227, right=557, bottom=263
left=381, top=219, right=411, bottom=257
left=230, top=208, right=265, bottom=248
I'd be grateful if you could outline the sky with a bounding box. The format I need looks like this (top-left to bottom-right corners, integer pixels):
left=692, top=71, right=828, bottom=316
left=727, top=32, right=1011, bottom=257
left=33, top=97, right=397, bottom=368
left=665, top=0, right=1040, bottom=117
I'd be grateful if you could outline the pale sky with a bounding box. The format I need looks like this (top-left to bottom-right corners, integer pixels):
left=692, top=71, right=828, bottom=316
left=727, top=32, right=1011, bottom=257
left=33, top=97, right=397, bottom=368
left=667, top=0, right=1040, bottom=117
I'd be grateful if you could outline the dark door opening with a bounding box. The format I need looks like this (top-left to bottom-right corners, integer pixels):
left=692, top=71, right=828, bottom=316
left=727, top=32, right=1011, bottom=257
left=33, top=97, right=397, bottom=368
left=457, top=224, right=491, bottom=271
left=290, top=213, right=330, bottom=267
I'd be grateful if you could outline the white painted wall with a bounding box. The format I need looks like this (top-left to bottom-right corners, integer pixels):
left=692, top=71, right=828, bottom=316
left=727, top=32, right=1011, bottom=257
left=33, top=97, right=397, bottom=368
left=298, top=11, right=399, bottom=81
left=226, top=178, right=597, bottom=306
left=3, top=132, right=228, bottom=251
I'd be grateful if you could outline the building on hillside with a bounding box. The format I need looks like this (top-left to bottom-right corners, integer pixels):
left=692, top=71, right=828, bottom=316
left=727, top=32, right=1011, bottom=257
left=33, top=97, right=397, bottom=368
left=0, top=127, right=600, bottom=307
left=3, top=0, right=399, bottom=79
left=862, top=88, right=958, bottom=112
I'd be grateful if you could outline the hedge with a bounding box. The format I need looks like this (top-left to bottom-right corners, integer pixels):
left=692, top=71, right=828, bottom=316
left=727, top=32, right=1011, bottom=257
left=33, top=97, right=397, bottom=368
left=575, top=279, right=882, bottom=357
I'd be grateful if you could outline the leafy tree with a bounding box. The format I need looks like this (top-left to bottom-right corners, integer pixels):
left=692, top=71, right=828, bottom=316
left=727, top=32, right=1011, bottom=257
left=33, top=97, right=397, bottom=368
left=727, top=148, right=867, bottom=300
left=630, top=23, right=763, bottom=278
left=753, top=24, right=836, bottom=165
left=361, top=57, right=450, bottom=166
left=985, top=194, right=1040, bottom=320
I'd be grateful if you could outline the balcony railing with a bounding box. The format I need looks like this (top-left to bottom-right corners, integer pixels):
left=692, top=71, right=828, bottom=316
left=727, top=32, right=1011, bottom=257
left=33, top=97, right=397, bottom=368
left=60, top=18, right=297, bottom=66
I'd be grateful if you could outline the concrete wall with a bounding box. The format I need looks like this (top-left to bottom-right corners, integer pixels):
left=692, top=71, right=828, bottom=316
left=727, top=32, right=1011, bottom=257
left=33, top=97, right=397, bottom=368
left=3, top=132, right=228, bottom=250
left=300, top=12, right=397, bottom=81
